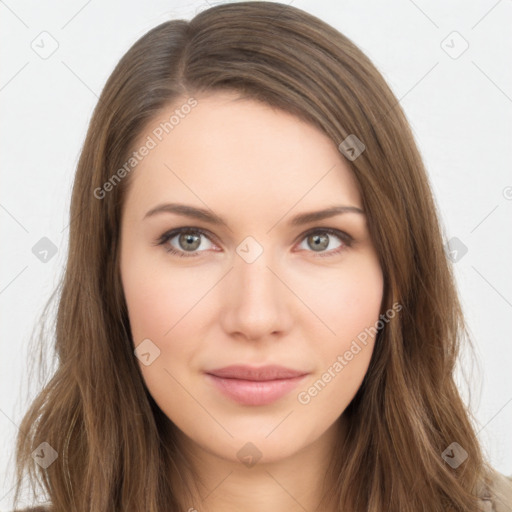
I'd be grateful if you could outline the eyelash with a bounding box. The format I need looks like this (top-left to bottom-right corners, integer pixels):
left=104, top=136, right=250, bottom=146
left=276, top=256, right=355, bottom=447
left=153, top=227, right=353, bottom=259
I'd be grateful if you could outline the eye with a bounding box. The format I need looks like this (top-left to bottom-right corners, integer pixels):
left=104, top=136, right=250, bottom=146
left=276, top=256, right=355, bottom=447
left=295, top=228, right=352, bottom=257
left=154, top=227, right=218, bottom=258
left=154, top=227, right=352, bottom=258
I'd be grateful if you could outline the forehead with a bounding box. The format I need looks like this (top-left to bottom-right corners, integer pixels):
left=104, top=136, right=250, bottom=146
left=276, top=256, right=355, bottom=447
left=123, top=91, right=362, bottom=220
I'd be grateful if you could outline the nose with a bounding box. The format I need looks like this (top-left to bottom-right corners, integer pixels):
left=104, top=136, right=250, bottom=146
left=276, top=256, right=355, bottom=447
left=220, top=247, right=294, bottom=342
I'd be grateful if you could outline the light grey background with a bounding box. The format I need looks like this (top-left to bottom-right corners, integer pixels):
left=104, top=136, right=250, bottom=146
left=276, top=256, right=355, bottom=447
left=1, top=0, right=511, bottom=507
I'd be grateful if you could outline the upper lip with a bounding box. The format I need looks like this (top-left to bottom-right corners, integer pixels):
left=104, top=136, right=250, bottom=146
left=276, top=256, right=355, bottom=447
left=206, top=365, right=309, bottom=381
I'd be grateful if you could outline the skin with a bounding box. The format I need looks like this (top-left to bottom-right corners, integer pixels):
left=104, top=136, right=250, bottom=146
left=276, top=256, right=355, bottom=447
left=119, top=91, right=384, bottom=512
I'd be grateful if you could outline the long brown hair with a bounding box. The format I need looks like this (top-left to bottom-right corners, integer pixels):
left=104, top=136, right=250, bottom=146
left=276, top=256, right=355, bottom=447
left=13, top=2, right=492, bottom=510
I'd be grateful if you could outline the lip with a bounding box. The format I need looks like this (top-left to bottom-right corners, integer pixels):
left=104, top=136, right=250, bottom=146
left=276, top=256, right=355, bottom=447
left=205, top=365, right=309, bottom=406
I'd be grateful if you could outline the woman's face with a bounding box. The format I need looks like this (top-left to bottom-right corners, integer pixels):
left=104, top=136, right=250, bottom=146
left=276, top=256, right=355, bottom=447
left=120, top=91, right=383, bottom=465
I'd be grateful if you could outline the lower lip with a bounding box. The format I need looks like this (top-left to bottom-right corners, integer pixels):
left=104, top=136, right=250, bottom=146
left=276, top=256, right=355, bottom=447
left=205, top=373, right=308, bottom=406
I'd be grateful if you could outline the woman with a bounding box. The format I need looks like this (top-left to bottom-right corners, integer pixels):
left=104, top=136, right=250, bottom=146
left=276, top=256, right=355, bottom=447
left=11, top=2, right=512, bottom=511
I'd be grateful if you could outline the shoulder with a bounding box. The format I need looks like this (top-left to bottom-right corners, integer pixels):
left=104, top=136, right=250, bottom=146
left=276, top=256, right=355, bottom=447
left=478, top=467, right=512, bottom=511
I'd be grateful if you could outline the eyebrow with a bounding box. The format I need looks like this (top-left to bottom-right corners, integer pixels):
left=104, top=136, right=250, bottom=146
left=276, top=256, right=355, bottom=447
left=143, top=203, right=364, bottom=227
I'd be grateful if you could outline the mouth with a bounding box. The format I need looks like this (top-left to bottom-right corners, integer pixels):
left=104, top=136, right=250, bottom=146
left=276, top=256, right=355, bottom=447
left=204, top=365, right=309, bottom=406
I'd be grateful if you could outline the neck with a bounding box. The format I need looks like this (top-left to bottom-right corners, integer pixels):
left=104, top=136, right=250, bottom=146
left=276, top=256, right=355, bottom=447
left=167, top=417, right=347, bottom=512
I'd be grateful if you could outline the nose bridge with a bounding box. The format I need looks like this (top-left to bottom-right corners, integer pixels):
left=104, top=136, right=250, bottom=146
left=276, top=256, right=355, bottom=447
left=234, top=238, right=281, bottom=305
left=222, top=235, right=291, bottom=339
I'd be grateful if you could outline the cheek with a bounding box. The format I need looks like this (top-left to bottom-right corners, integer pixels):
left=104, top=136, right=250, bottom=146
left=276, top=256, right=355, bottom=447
left=296, top=265, right=383, bottom=414
left=295, top=255, right=383, bottom=401
left=121, top=259, right=205, bottom=409
left=123, top=275, right=170, bottom=346
left=122, top=253, right=207, bottom=345
left=300, top=254, right=384, bottom=344
left=122, top=255, right=221, bottom=400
